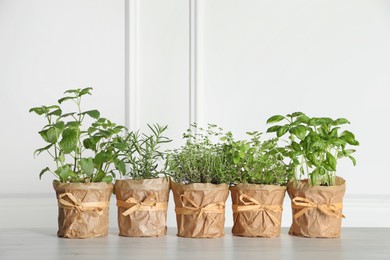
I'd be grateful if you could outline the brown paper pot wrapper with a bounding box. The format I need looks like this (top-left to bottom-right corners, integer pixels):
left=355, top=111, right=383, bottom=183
left=230, top=184, right=286, bottom=238
left=287, top=177, right=346, bottom=238
left=171, top=182, right=229, bottom=238
left=53, top=181, right=113, bottom=239
left=114, top=177, right=169, bottom=237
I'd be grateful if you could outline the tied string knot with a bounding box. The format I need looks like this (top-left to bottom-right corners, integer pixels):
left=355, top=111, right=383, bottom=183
left=116, top=194, right=168, bottom=216
left=292, top=197, right=345, bottom=220
left=232, top=194, right=283, bottom=225
left=175, top=194, right=225, bottom=222
left=57, top=192, right=108, bottom=216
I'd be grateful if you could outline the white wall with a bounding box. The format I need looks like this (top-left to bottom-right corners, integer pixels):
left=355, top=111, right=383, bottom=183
left=1, top=0, right=389, bottom=228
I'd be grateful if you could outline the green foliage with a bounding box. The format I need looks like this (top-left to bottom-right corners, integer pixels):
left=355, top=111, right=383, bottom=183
left=166, top=124, right=230, bottom=184
left=222, top=131, right=292, bottom=185
left=117, top=124, right=172, bottom=179
left=266, top=112, right=359, bottom=186
left=29, top=88, right=125, bottom=183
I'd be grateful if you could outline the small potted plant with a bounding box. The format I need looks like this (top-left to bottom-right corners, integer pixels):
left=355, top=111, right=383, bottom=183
left=114, top=124, right=172, bottom=237
left=166, top=124, right=230, bottom=238
left=30, top=88, right=125, bottom=239
left=222, top=131, right=291, bottom=238
left=266, top=112, right=359, bottom=238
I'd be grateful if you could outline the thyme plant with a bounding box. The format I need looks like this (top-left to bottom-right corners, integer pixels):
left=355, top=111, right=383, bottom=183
left=30, top=88, right=125, bottom=183
left=266, top=112, right=359, bottom=186
left=166, top=124, right=230, bottom=184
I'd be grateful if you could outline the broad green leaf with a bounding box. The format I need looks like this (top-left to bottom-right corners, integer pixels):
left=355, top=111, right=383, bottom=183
left=80, top=157, right=94, bottom=176
left=39, top=129, right=49, bottom=143
left=56, top=165, right=76, bottom=182
left=59, top=128, right=78, bottom=154
left=47, top=127, right=61, bottom=143
left=83, top=138, right=96, bottom=151
left=296, top=115, right=310, bottom=124
left=340, top=131, right=359, bottom=145
left=310, top=170, right=318, bottom=186
left=266, top=115, right=285, bottom=124
left=79, top=87, right=93, bottom=96
left=323, top=162, right=334, bottom=171
left=66, top=121, right=81, bottom=128
left=266, top=125, right=281, bottom=133
left=58, top=96, right=74, bottom=104
left=291, top=141, right=301, bottom=152
left=307, top=153, right=320, bottom=167
left=239, top=150, right=245, bottom=159
left=318, top=125, right=328, bottom=137
left=329, top=127, right=340, bottom=138
left=61, top=112, right=76, bottom=118
left=290, top=125, right=306, bottom=140
left=54, top=121, right=65, bottom=130
left=115, top=160, right=126, bottom=175
left=29, top=107, right=45, bottom=115
left=333, top=118, right=350, bottom=125
left=344, top=149, right=356, bottom=156
left=94, top=151, right=110, bottom=165
left=329, top=138, right=346, bottom=146
left=276, top=125, right=289, bottom=137
left=326, top=152, right=337, bottom=171
left=57, top=153, right=65, bottom=164
left=81, top=110, right=100, bottom=119
left=34, top=144, right=53, bottom=157
left=39, top=167, right=50, bottom=179
left=64, top=89, right=80, bottom=94
left=48, top=108, right=62, bottom=116
left=102, top=176, right=113, bottom=184
left=348, top=155, right=357, bottom=166
left=318, top=117, right=333, bottom=125
left=291, top=112, right=304, bottom=117
left=92, top=170, right=105, bottom=182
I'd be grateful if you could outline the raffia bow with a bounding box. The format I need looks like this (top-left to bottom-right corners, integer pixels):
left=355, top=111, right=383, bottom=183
left=232, top=194, right=283, bottom=225
left=175, top=194, right=225, bottom=221
left=292, top=197, right=345, bottom=220
left=57, top=192, right=109, bottom=216
left=116, top=194, right=168, bottom=216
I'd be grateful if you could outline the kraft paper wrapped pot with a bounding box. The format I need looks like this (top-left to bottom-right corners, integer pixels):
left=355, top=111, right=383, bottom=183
left=53, top=181, right=113, bottom=239
left=287, top=177, right=346, bottom=238
left=114, top=177, right=170, bottom=237
left=230, top=184, right=286, bottom=238
left=171, top=182, right=229, bottom=238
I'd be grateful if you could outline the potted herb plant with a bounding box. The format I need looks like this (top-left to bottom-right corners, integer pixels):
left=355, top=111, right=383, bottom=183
left=266, top=112, right=359, bottom=238
left=222, top=131, right=291, bottom=238
left=30, top=88, right=125, bottom=239
left=166, top=124, right=230, bottom=238
left=113, top=124, right=171, bottom=237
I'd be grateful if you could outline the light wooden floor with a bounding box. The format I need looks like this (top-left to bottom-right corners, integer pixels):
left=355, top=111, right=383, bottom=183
left=1, top=228, right=389, bottom=260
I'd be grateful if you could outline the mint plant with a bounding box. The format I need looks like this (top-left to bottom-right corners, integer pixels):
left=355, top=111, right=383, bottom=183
left=222, top=131, right=291, bottom=185
left=266, top=112, right=359, bottom=186
left=30, top=88, right=125, bottom=183
left=166, top=124, right=230, bottom=184
left=117, top=124, right=172, bottom=179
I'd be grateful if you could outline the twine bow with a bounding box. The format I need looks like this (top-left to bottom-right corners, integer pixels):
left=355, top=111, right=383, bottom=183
left=116, top=194, right=168, bottom=216
left=57, top=193, right=109, bottom=216
left=175, top=194, right=225, bottom=222
left=232, top=194, right=283, bottom=225
left=292, top=197, right=345, bottom=220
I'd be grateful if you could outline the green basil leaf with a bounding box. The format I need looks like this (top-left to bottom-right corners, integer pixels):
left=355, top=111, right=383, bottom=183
left=266, top=115, right=285, bottom=124
left=290, top=125, right=306, bottom=140
left=326, top=152, right=337, bottom=171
